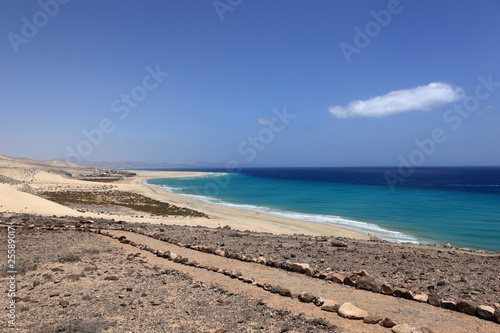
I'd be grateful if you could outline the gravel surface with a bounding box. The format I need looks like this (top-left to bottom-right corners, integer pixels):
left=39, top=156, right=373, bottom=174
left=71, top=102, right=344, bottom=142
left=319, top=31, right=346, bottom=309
left=0, top=219, right=338, bottom=332
left=5, top=214, right=499, bottom=306
left=128, top=221, right=500, bottom=306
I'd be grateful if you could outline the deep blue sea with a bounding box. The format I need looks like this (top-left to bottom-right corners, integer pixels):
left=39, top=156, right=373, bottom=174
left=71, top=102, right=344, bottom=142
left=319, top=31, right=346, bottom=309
left=146, top=167, right=500, bottom=252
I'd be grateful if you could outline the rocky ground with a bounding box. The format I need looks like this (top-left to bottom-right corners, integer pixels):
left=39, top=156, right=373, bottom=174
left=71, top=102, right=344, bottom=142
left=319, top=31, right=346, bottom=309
left=11, top=214, right=496, bottom=307
left=0, top=222, right=337, bottom=332
left=137, top=223, right=500, bottom=306
left=1, top=215, right=499, bottom=324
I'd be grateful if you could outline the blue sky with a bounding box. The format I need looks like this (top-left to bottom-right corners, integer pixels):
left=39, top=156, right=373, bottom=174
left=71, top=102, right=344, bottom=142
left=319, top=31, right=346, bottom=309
left=1, top=0, right=499, bottom=167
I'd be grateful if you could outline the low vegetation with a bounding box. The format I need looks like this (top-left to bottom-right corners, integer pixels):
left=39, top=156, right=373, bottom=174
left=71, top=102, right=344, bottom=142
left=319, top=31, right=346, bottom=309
left=41, top=190, right=209, bottom=218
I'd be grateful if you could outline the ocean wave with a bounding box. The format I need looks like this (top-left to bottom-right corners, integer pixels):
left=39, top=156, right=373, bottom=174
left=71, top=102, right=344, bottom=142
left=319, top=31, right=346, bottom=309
left=146, top=182, right=186, bottom=193
left=185, top=172, right=232, bottom=179
left=150, top=182, right=419, bottom=244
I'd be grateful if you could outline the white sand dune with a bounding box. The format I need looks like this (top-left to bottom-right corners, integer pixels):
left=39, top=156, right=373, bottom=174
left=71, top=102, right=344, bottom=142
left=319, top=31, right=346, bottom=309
left=0, top=183, right=78, bottom=215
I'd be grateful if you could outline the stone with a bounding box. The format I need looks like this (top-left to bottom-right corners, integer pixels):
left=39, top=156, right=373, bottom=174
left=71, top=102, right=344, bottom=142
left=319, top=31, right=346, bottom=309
left=403, top=290, right=414, bottom=300
left=393, top=287, right=411, bottom=298
left=381, top=283, right=394, bottom=295
left=229, top=270, right=242, bottom=279
left=292, top=263, right=310, bottom=274
left=355, top=275, right=382, bottom=293
left=343, top=276, right=355, bottom=286
left=313, top=296, right=325, bottom=307
left=427, top=294, right=441, bottom=307
left=298, top=292, right=315, bottom=303
left=441, top=300, right=457, bottom=311
left=495, top=307, right=500, bottom=322
left=338, top=302, right=368, bottom=320
left=418, top=328, right=434, bottom=333
left=304, top=267, right=315, bottom=276
left=394, top=288, right=406, bottom=297
left=118, top=236, right=130, bottom=244
left=215, top=249, right=225, bottom=257
left=363, top=315, right=382, bottom=324
left=270, top=285, right=282, bottom=294
left=168, top=252, right=178, bottom=261
left=391, top=324, right=418, bottom=333
left=243, top=277, right=254, bottom=284
left=354, top=269, right=370, bottom=276
left=413, top=294, right=428, bottom=303
left=279, top=288, right=292, bottom=297
left=457, top=299, right=477, bottom=315
left=321, top=300, right=340, bottom=312
left=380, top=318, right=397, bottom=328
left=280, top=261, right=293, bottom=271
left=326, top=273, right=344, bottom=284
left=267, top=259, right=278, bottom=267
left=476, top=305, right=495, bottom=321
left=230, top=253, right=242, bottom=260
left=59, top=300, right=69, bottom=308
left=316, top=271, right=328, bottom=279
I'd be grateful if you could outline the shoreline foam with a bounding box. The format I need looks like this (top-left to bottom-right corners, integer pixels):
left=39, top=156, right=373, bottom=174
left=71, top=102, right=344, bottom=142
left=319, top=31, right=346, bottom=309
left=149, top=179, right=419, bottom=244
left=121, top=170, right=371, bottom=239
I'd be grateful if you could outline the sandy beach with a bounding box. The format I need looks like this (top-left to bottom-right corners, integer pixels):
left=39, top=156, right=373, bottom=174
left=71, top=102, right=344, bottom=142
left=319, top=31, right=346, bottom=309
left=119, top=170, right=370, bottom=239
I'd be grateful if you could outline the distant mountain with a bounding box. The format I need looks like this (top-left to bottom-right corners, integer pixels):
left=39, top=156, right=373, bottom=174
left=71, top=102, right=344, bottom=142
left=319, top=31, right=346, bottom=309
left=0, top=154, right=258, bottom=171
left=44, top=159, right=86, bottom=169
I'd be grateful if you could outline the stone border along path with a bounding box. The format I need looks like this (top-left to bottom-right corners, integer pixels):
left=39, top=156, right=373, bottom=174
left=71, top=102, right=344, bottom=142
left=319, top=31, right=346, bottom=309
left=97, top=228, right=499, bottom=333
left=3, top=221, right=499, bottom=332
left=103, top=225, right=500, bottom=326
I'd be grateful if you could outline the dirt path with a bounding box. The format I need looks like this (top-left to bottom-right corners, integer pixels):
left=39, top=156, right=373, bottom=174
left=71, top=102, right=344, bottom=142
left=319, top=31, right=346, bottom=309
left=105, top=230, right=498, bottom=333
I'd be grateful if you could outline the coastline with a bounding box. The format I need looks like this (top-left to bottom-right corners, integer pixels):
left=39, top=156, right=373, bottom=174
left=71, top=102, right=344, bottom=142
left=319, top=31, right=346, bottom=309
left=118, top=170, right=371, bottom=240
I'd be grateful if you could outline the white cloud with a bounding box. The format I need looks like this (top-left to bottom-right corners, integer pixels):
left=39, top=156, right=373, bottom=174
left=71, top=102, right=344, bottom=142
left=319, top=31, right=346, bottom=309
left=258, top=118, right=271, bottom=125
left=329, top=82, right=462, bottom=119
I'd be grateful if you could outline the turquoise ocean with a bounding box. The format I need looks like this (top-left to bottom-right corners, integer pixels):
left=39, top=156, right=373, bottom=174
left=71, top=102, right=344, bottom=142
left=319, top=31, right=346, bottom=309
left=146, top=167, right=500, bottom=252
